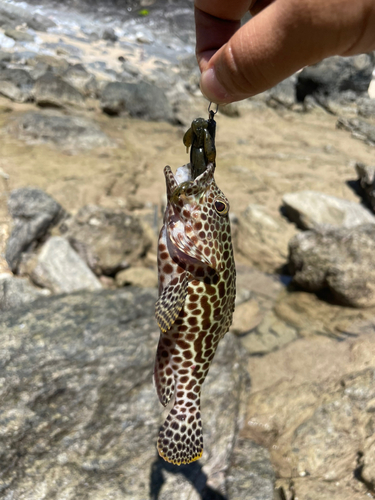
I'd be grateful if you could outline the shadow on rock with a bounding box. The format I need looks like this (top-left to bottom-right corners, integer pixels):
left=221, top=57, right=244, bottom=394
left=150, top=456, right=227, bottom=500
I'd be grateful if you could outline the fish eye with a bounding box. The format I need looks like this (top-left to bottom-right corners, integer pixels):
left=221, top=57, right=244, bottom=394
left=214, top=200, right=228, bottom=216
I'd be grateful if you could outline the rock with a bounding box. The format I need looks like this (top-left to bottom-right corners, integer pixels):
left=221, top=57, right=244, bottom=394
left=230, top=299, right=262, bottom=336
left=4, top=28, right=35, bottom=43
left=288, top=224, right=375, bottom=307
left=0, top=3, right=56, bottom=31
left=267, top=75, right=297, bottom=109
left=226, top=439, right=275, bottom=500
left=30, top=236, right=102, bottom=293
left=34, top=73, right=85, bottom=108
left=245, top=368, right=375, bottom=494
left=62, top=64, right=98, bottom=97
left=0, top=68, right=34, bottom=102
left=235, top=203, right=296, bottom=272
left=296, top=55, right=374, bottom=103
left=62, top=205, right=152, bottom=276
left=101, top=27, right=118, bottom=42
left=0, top=288, right=274, bottom=499
left=6, top=187, right=65, bottom=273
left=30, top=54, right=70, bottom=76
left=240, top=310, right=298, bottom=354
left=282, top=190, right=375, bottom=229
left=100, top=81, right=174, bottom=122
left=357, top=97, right=375, bottom=118
left=336, top=117, right=375, bottom=146
left=7, top=111, right=112, bottom=151
left=218, top=103, right=240, bottom=117
left=0, top=274, right=49, bottom=311
left=0, top=50, right=11, bottom=62
left=115, top=266, right=157, bottom=288
left=356, top=162, right=375, bottom=212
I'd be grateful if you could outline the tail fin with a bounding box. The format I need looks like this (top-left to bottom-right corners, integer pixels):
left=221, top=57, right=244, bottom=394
left=153, top=339, right=176, bottom=407
left=157, top=404, right=203, bottom=465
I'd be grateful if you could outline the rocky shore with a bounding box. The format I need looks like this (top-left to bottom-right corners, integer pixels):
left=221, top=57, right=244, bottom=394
left=1, top=1, right=375, bottom=498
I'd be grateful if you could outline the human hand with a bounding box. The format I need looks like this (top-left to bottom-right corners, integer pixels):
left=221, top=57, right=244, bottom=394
left=195, top=0, right=375, bottom=103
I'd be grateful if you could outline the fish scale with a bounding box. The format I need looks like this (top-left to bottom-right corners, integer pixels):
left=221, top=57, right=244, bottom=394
left=154, top=162, right=236, bottom=465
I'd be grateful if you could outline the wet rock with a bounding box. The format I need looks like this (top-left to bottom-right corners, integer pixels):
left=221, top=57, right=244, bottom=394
left=235, top=203, right=295, bottom=272
left=296, top=55, right=374, bottom=103
left=282, top=190, right=375, bottom=229
left=7, top=111, right=112, bottom=151
left=115, top=266, right=157, bottom=288
left=4, top=28, right=35, bottom=43
left=356, top=162, right=375, bottom=212
left=0, top=287, right=273, bottom=499
left=288, top=224, right=375, bottom=307
left=0, top=3, right=56, bottom=31
left=62, top=64, right=98, bottom=97
left=267, top=75, right=297, bottom=109
left=337, top=117, right=375, bottom=146
left=100, top=81, right=174, bottom=122
left=62, top=205, right=152, bottom=276
left=357, top=97, right=375, bottom=119
left=0, top=274, right=49, bottom=311
left=6, top=187, right=65, bottom=273
left=0, top=68, right=34, bottom=102
left=30, top=236, right=102, bottom=293
left=34, top=73, right=85, bottom=108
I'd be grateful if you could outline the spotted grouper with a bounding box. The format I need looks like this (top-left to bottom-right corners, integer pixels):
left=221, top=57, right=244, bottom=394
left=154, top=161, right=236, bottom=465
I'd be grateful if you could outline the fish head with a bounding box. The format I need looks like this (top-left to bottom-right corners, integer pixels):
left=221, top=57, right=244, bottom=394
left=164, top=163, right=231, bottom=272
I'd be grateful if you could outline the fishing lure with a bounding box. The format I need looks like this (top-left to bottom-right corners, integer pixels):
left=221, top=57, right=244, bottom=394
left=154, top=109, right=236, bottom=465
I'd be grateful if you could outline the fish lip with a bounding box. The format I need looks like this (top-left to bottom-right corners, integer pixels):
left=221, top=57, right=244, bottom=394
left=168, top=163, right=215, bottom=202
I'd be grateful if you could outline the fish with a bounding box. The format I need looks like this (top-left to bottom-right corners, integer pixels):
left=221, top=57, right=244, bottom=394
left=154, top=160, right=236, bottom=465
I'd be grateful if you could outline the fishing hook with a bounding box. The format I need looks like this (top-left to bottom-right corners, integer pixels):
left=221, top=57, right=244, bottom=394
left=208, top=102, right=219, bottom=116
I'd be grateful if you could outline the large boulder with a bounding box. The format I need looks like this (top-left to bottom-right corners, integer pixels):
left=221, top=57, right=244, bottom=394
left=288, top=224, right=375, bottom=307
left=100, top=81, right=174, bottom=122
left=62, top=205, right=152, bottom=276
left=6, top=187, right=65, bottom=273
left=0, top=287, right=275, bottom=499
left=7, top=111, right=112, bottom=151
left=30, top=236, right=102, bottom=293
left=0, top=68, right=34, bottom=102
left=282, top=190, right=375, bottom=229
left=34, top=73, right=85, bottom=108
left=296, top=54, right=374, bottom=103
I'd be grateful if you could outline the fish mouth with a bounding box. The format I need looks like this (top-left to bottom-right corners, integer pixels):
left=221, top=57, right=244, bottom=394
left=167, top=163, right=215, bottom=203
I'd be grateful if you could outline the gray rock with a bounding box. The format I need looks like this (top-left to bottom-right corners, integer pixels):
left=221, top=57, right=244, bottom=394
left=0, top=68, right=34, bottom=102
left=0, top=287, right=274, bottom=499
left=0, top=50, right=11, bottom=62
left=337, top=117, right=375, bottom=146
left=6, top=187, right=65, bottom=273
left=101, top=27, right=118, bottom=42
left=356, top=162, right=375, bottom=212
left=0, top=3, right=56, bottom=31
left=296, top=55, right=374, bottom=102
left=288, top=224, right=375, bottom=307
left=0, top=274, right=49, bottom=310
left=30, top=54, right=70, bottom=76
left=34, top=73, right=85, bottom=108
left=4, top=28, right=35, bottom=43
left=62, top=64, right=98, bottom=97
left=357, top=97, right=375, bottom=118
left=62, top=205, right=152, bottom=276
left=267, top=75, right=297, bottom=109
left=100, top=81, right=174, bottom=122
left=282, top=190, right=375, bottom=229
left=31, top=236, right=102, bottom=293
left=7, top=111, right=112, bottom=151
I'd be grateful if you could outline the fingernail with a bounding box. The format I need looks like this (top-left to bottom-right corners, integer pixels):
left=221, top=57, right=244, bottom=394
left=200, top=67, right=230, bottom=104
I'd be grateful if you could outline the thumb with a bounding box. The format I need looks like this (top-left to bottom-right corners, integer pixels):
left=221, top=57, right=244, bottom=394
left=199, top=0, right=374, bottom=103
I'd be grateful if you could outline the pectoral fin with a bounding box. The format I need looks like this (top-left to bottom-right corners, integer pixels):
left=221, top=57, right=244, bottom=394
left=155, top=272, right=188, bottom=332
